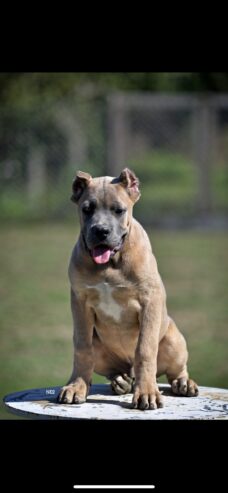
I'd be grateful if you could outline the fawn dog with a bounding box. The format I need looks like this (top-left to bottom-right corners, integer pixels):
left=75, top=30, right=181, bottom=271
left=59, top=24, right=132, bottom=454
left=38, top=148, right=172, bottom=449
left=58, top=168, right=198, bottom=410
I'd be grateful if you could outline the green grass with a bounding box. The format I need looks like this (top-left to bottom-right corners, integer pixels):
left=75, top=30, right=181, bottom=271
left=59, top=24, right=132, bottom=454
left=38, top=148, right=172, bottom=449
left=0, top=223, right=227, bottom=418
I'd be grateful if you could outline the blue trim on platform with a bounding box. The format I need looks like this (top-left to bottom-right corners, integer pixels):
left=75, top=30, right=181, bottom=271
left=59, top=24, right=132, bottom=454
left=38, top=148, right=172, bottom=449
left=3, top=384, right=110, bottom=403
left=4, top=386, right=61, bottom=403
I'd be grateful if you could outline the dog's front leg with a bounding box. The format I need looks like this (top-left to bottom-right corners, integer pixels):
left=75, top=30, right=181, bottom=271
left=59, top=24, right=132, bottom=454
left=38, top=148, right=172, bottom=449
left=133, top=288, right=164, bottom=410
left=58, top=289, right=94, bottom=404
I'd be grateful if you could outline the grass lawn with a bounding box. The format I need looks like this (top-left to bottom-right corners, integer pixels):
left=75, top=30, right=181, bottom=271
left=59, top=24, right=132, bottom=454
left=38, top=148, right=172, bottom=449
left=0, top=223, right=227, bottom=418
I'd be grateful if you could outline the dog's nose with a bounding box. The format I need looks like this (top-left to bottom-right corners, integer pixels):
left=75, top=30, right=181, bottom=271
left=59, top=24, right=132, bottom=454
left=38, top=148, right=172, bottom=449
left=91, top=225, right=110, bottom=240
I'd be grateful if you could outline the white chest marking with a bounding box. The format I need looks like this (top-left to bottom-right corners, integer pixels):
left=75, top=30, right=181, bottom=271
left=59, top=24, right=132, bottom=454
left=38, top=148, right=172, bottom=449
left=87, top=282, right=123, bottom=323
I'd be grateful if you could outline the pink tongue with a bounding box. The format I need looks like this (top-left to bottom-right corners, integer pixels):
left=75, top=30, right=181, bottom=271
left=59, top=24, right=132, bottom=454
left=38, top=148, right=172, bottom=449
left=92, top=246, right=111, bottom=264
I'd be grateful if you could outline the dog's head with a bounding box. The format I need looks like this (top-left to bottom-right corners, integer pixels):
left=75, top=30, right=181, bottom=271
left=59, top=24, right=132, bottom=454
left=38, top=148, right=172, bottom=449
left=71, top=168, right=141, bottom=264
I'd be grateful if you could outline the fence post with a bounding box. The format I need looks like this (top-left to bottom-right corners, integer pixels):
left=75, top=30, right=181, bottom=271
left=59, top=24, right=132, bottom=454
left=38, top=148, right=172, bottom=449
left=27, top=145, right=46, bottom=201
left=106, top=94, right=128, bottom=176
left=53, top=103, right=87, bottom=173
left=192, top=98, right=216, bottom=215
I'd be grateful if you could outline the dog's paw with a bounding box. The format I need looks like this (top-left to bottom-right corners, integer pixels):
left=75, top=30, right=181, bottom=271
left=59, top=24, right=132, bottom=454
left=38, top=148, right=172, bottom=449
left=171, top=377, right=199, bottom=397
left=132, top=385, right=164, bottom=411
left=58, top=380, right=87, bottom=404
left=111, top=373, right=134, bottom=395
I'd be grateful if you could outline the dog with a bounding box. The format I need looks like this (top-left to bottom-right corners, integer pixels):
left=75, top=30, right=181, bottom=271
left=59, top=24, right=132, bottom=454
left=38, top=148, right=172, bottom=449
left=58, top=168, right=198, bottom=410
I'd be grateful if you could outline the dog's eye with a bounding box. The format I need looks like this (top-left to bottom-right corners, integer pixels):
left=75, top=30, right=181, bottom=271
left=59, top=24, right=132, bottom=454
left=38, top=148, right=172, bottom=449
left=82, top=202, right=95, bottom=215
left=115, top=208, right=126, bottom=215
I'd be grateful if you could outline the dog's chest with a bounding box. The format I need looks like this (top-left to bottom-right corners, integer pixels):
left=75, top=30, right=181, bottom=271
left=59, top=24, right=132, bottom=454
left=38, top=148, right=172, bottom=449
left=86, top=281, right=123, bottom=323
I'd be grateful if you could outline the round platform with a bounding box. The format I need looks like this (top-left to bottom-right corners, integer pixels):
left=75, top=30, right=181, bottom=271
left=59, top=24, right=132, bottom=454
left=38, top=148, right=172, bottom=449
left=4, top=384, right=228, bottom=420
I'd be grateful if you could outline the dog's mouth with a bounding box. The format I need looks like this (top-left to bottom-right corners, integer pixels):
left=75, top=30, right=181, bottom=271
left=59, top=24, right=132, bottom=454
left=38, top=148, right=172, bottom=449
left=90, top=235, right=127, bottom=265
left=91, top=245, right=115, bottom=264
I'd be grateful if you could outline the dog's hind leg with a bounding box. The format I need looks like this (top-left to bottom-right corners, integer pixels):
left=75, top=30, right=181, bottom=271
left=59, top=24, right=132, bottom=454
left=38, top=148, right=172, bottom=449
left=157, top=318, right=199, bottom=397
left=110, top=370, right=135, bottom=395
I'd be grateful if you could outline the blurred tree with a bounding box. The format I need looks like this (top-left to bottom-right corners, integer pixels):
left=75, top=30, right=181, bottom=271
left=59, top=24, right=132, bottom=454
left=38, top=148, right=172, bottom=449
left=0, top=73, right=228, bottom=110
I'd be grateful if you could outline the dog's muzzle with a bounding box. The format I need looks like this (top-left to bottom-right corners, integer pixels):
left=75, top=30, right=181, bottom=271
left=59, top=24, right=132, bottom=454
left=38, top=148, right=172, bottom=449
left=84, top=233, right=127, bottom=265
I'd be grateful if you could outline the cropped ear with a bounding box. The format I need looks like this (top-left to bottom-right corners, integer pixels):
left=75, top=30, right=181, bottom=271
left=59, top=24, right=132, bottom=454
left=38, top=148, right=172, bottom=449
left=118, top=168, right=141, bottom=203
left=71, top=171, right=92, bottom=203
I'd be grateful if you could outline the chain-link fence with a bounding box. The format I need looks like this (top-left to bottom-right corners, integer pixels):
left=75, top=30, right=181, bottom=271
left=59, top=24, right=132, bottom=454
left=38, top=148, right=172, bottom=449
left=1, top=92, right=228, bottom=227
left=107, top=93, right=228, bottom=227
